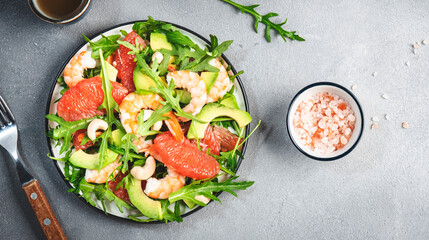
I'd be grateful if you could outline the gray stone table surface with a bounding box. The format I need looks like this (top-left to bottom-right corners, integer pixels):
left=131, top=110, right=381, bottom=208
left=1, top=0, right=428, bottom=239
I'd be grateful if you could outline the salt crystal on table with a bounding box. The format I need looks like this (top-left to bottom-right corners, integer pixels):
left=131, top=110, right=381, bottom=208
left=351, top=84, right=357, bottom=90
left=373, top=72, right=378, bottom=77
left=402, top=122, right=409, bottom=129
left=406, top=61, right=410, bottom=66
left=423, top=39, right=429, bottom=45
left=371, top=123, right=378, bottom=130
left=385, top=114, right=390, bottom=120
left=372, top=116, right=379, bottom=122
left=382, top=94, right=389, bottom=100
left=413, top=43, right=420, bottom=49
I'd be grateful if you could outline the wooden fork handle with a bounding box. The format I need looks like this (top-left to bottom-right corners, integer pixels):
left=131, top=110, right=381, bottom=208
left=22, top=179, right=67, bottom=240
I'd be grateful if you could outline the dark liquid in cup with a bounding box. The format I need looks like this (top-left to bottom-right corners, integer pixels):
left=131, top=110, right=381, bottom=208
left=33, top=0, right=85, bottom=20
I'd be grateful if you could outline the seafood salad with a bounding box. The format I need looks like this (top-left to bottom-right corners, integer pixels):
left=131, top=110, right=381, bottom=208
left=46, top=17, right=259, bottom=222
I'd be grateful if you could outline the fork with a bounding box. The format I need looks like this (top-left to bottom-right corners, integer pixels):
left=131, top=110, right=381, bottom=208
left=0, top=95, right=66, bottom=240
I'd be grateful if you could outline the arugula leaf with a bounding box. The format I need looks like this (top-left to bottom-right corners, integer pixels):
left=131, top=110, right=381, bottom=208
left=46, top=115, right=96, bottom=154
left=78, top=179, right=133, bottom=213
left=221, top=0, right=304, bottom=42
left=132, top=16, right=177, bottom=37
left=82, top=34, right=121, bottom=59
left=97, top=48, right=120, bottom=171
left=83, top=67, right=101, bottom=79
left=159, top=200, right=183, bottom=223
left=214, top=120, right=261, bottom=172
left=120, top=30, right=128, bottom=37
left=137, top=104, right=172, bottom=137
left=229, top=70, right=244, bottom=82
left=108, top=145, right=145, bottom=160
left=47, top=149, right=72, bottom=162
left=134, top=52, right=203, bottom=122
left=165, top=31, right=199, bottom=49
left=117, top=39, right=145, bottom=55
left=169, top=176, right=254, bottom=206
left=117, top=133, right=139, bottom=173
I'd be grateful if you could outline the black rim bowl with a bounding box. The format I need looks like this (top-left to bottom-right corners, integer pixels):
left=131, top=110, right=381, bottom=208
left=28, top=0, right=92, bottom=24
left=286, top=82, right=364, bottom=161
left=44, top=20, right=250, bottom=223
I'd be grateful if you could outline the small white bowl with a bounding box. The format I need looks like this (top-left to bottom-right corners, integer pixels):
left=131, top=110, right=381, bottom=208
left=286, top=82, right=364, bottom=161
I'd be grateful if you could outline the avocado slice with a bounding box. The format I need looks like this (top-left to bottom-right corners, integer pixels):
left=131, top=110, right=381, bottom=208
left=127, top=177, right=162, bottom=220
left=133, top=67, right=156, bottom=91
left=174, top=89, right=191, bottom=104
left=183, top=199, right=195, bottom=209
left=150, top=33, right=173, bottom=51
left=219, top=94, right=240, bottom=109
left=201, top=72, right=218, bottom=94
left=150, top=32, right=177, bottom=66
left=109, top=129, right=126, bottom=147
left=187, top=103, right=252, bottom=139
left=69, top=149, right=118, bottom=169
left=100, top=61, right=118, bottom=82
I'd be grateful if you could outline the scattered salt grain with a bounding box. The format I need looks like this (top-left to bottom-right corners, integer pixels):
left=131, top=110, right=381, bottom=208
left=372, top=72, right=378, bottom=77
left=385, top=114, right=390, bottom=120
left=372, top=116, right=379, bottom=122
left=413, top=49, right=418, bottom=55
left=423, top=39, right=429, bottom=45
left=402, top=122, right=409, bottom=129
left=412, top=43, right=420, bottom=49
left=351, top=84, right=357, bottom=90
left=405, top=61, right=410, bottom=66
left=371, top=123, right=378, bottom=130
left=381, top=94, right=389, bottom=100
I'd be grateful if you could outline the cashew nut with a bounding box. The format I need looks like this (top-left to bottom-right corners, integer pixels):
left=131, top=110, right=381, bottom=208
left=152, top=121, right=163, bottom=131
left=130, top=156, right=156, bottom=180
left=152, top=52, right=164, bottom=64
left=142, top=109, right=153, bottom=121
left=87, top=119, right=108, bottom=141
left=195, top=195, right=211, bottom=204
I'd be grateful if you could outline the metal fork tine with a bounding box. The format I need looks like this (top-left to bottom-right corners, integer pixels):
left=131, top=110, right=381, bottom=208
left=0, top=110, right=7, bottom=127
left=0, top=95, right=15, bottom=125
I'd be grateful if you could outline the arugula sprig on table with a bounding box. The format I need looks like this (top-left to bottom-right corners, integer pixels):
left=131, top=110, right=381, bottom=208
left=221, top=0, right=304, bottom=42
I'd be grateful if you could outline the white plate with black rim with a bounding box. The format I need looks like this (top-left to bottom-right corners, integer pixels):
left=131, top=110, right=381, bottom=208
left=45, top=20, right=251, bottom=222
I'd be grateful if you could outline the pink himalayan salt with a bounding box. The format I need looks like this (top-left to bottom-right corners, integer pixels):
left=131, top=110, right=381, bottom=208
left=293, top=92, right=356, bottom=154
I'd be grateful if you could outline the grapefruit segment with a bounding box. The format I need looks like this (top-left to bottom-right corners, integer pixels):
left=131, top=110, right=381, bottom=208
left=152, top=132, right=220, bottom=180
left=115, top=31, right=145, bottom=92
left=57, top=76, right=128, bottom=122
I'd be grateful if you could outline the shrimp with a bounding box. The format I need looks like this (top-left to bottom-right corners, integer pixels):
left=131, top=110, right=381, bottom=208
left=85, top=159, right=121, bottom=184
left=166, top=71, right=207, bottom=115
left=144, top=168, right=185, bottom=199
left=63, top=51, right=97, bottom=88
left=119, top=93, right=184, bottom=150
left=206, top=58, right=233, bottom=103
